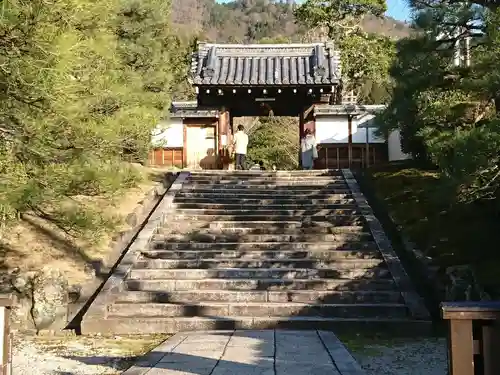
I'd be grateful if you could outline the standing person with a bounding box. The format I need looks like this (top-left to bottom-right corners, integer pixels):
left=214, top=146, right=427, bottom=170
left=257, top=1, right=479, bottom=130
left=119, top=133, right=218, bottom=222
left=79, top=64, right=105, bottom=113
left=301, top=128, right=318, bottom=170
left=233, top=124, right=249, bottom=170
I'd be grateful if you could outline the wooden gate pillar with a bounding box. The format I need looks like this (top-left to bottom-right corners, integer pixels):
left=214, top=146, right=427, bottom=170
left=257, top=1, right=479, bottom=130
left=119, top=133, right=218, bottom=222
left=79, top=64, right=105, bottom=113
left=347, top=115, right=353, bottom=168
left=299, top=111, right=304, bottom=167
left=217, top=108, right=231, bottom=169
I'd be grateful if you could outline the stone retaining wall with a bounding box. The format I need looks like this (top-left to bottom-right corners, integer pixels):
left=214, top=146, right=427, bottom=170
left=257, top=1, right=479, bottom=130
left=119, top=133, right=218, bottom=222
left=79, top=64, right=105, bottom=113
left=65, top=172, right=181, bottom=331
left=8, top=172, right=180, bottom=335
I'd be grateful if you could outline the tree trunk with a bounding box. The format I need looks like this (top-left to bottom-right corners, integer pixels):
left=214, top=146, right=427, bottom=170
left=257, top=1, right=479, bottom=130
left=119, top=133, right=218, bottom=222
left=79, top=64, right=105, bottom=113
left=335, top=80, right=344, bottom=104
left=494, top=95, right=500, bottom=115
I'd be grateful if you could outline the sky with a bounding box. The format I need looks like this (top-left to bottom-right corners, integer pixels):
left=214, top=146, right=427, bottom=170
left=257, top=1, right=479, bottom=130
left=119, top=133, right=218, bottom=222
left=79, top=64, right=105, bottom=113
left=215, top=0, right=411, bottom=22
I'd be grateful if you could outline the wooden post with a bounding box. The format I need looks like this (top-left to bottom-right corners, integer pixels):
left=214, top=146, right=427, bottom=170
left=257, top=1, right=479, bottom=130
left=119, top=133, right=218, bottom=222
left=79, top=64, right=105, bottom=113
left=347, top=115, right=353, bottom=168
left=0, top=295, right=13, bottom=375
left=365, top=126, right=370, bottom=168
left=442, top=301, right=500, bottom=375
left=229, top=115, right=234, bottom=145
left=299, top=111, right=305, bottom=168
left=325, top=147, right=329, bottom=169
left=482, top=321, right=500, bottom=375
left=182, top=122, right=187, bottom=168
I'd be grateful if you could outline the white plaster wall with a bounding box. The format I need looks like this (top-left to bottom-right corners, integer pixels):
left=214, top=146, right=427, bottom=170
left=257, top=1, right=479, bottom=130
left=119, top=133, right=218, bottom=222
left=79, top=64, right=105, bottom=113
left=315, top=115, right=384, bottom=144
left=315, top=117, right=349, bottom=143
left=388, top=129, right=411, bottom=161
left=151, top=118, right=183, bottom=147
left=353, top=113, right=385, bottom=143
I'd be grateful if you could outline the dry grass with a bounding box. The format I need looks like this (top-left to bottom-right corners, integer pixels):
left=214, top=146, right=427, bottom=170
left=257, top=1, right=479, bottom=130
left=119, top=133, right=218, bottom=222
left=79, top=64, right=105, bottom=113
left=22, top=333, right=169, bottom=356
left=13, top=332, right=171, bottom=374
left=0, top=165, right=167, bottom=286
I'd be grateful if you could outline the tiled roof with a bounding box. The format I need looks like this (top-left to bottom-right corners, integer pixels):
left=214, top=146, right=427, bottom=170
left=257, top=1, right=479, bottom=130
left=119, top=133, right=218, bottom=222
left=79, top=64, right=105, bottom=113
left=190, top=42, right=341, bottom=86
left=169, top=101, right=219, bottom=118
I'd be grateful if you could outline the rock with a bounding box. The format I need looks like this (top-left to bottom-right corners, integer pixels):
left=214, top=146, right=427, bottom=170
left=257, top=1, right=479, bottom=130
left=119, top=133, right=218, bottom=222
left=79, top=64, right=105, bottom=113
left=9, top=271, right=36, bottom=328
left=31, top=268, right=69, bottom=331
left=67, top=285, right=82, bottom=304
left=125, top=212, right=137, bottom=227
left=8, top=268, right=69, bottom=331
left=442, top=265, right=491, bottom=301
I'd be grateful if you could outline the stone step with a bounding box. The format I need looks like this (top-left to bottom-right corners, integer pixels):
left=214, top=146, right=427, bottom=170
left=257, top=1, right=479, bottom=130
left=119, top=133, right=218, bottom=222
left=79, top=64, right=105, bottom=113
left=188, top=172, right=342, bottom=177
left=206, top=222, right=366, bottom=231
left=173, top=208, right=361, bottom=216
left=173, top=197, right=356, bottom=205
left=186, top=175, right=345, bottom=180
left=172, top=203, right=359, bottom=210
left=188, top=171, right=343, bottom=176
left=117, top=289, right=402, bottom=304
left=184, top=182, right=349, bottom=189
left=127, top=266, right=390, bottom=280
left=149, top=241, right=379, bottom=251
left=134, top=258, right=384, bottom=270
left=108, top=301, right=408, bottom=319
left=182, top=187, right=352, bottom=194
left=81, top=316, right=432, bottom=335
left=199, top=228, right=370, bottom=236
left=189, top=171, right=342, bottom=176
left=125, top=278, right=397, bottom=292
left=139, top=249, right=381, bottom=260
left=181, top=186, right=351, bottom=193
left=152, top=232, right=373, bottom=243
left=159, top=225, right=368, bottom=234
left=176, top=192, right=353, bottom=199
left=170, top=214, right=365, bottom=224
left=187, top=174, right=343, bottom=180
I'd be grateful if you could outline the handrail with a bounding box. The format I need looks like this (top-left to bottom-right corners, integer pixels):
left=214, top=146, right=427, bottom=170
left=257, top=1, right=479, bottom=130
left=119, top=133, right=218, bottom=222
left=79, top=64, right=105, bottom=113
left=442, top=301, right=500, bottom=375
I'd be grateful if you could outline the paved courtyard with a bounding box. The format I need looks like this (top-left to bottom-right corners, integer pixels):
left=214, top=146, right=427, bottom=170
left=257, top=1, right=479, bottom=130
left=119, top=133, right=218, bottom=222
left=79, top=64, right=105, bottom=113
left=123, top=330, right=366, bottom=375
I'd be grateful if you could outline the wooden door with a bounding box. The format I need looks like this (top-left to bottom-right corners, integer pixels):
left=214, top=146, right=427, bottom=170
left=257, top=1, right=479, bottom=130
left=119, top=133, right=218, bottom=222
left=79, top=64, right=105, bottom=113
left=185, top=126, right=217, bottom=170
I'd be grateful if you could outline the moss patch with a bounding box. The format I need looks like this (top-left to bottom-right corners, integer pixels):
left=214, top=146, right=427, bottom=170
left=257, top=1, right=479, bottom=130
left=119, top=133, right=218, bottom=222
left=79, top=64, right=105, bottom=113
left=365, top=161, right=500, bottom=294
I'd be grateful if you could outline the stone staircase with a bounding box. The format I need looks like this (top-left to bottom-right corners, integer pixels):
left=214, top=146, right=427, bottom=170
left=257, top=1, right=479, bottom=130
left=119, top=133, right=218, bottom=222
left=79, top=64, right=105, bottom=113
left=81, top=170, right=430, bottom=334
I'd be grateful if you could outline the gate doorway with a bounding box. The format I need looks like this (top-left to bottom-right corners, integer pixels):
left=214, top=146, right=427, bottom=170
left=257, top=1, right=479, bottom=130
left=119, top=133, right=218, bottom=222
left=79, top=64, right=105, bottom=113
left=184, top=123, right=217, bottom=170
left=150, top=42, right=390, bottom=170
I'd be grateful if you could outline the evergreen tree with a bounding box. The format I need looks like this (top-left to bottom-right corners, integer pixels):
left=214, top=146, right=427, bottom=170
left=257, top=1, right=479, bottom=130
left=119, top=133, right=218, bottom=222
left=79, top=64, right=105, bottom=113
left=0, top=0, right=179, bottom=234
left=378, top=0, right=500, bottom=203
left=294, top=0, right=395, bottom=102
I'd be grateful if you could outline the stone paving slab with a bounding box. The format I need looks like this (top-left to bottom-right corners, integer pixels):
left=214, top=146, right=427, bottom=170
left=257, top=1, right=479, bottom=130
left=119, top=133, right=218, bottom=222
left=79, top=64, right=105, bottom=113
left=122, top=330, right=367, bottom=375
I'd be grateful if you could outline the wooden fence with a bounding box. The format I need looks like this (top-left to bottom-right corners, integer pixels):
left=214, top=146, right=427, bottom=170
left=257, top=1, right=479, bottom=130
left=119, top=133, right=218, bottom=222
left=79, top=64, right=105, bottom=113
left=442, top=301, right=500, bottom=375
left=315, top=144, right=388, bottom=169
left=148, top=148, right=184, bottom=168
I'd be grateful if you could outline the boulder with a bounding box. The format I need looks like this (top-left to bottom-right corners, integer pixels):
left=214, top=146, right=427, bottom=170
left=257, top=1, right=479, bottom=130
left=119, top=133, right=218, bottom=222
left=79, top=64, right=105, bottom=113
left=442, top=265, right=491, bottom=301
left=8, top=267, right=69, bottom=332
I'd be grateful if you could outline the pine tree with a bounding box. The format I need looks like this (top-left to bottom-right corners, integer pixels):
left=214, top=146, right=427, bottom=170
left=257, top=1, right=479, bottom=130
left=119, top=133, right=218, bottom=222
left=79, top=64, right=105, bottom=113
left=379, top=0, right=500, bottom=202
left=0, top=0, right=180, bottom=234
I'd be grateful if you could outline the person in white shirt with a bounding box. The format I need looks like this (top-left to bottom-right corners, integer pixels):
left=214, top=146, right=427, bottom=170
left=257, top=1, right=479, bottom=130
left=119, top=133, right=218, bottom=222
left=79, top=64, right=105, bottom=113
left=233, top=125, right=249, bottom=170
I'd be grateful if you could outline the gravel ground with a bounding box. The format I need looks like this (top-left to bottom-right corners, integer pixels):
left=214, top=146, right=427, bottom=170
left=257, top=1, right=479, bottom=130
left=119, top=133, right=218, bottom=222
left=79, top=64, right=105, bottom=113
left=10, top=333, right=448, bottom=375
left=347, top=337, right=448, bottom=375
left=11, top=334, right=168, bottom=375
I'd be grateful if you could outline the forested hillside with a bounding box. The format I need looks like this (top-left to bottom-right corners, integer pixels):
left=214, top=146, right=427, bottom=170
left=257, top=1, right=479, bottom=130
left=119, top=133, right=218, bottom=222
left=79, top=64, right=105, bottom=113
left=172, top=0, right=411, bottom=42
